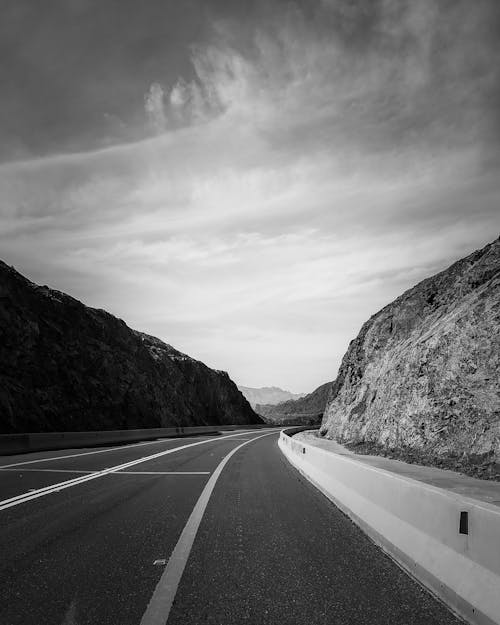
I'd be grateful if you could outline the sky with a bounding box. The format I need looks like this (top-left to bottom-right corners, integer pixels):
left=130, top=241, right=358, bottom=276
left=1, top=0, right=499, bottom=393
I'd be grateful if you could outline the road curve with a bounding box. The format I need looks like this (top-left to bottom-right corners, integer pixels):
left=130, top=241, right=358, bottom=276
left=0, top=430, right=463, bottom=624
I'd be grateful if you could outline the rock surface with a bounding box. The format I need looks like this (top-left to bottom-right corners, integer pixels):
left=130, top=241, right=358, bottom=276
left=321, top=237, right=500, bottom=469
left=0, top=260, right=259, bottom=433
left=238, top=385, right=305, bottom=408
left=257, top=382, right=331, bottom=425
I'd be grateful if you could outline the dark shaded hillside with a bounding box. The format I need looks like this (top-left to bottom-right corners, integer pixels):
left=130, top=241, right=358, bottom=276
left=257, top=382, right=331, bottom=425
left=321, top=237, right=500, bottom=473
left=0, top=260, right=259, bottom=433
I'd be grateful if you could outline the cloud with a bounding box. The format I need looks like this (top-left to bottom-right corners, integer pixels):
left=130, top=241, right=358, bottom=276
left=169, top=77, right=208, bottom=123
left=144, top=82, right=167, bottom=133
left=1, top=1, right=499, bottom=391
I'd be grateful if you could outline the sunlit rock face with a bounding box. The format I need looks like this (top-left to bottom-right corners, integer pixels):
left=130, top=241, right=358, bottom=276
left=0, top=261, right=259, bottom=433
left=321, top=237, right=500, bottom=460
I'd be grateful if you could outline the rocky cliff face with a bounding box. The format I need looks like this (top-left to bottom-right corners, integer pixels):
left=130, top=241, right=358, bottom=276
left=0, top=260, right=259, bottom=433
left=257, top=382, right=331, bottom=425
left=321, top=238, right=500, bottom=468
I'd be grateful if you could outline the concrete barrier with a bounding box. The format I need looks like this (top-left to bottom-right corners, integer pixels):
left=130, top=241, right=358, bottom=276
left=279, top=429, right=500, bottom=625
left=0, top=424, right=270, bottom=456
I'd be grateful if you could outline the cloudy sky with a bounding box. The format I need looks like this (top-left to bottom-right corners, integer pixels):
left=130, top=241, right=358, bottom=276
left=1, top=0, right=499, bottom=392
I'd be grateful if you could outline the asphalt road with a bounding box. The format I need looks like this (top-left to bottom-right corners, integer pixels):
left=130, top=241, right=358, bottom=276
left=0, top=429, right=463, bottom=625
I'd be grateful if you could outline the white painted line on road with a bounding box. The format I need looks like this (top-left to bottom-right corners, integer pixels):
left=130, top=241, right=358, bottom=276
left=0, top=430, right=278, bottom=512
left=0, top=468, right=210, bottom=475
left=0, top=468, right=96, bottom=474
left=0, top=431, right=261, bottom=469
left=217, top=437, right=256, bottom=441
left=0, top=436, right=215, bottom=469
left=140, top=430, right=278, bottom=625
left=113, top=471, right=211, bottom=476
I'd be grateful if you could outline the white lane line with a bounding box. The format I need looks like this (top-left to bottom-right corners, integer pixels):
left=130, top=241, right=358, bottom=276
left=0, top=468, right=210, bottom=475
left=0, top=431, right=276, bottom=512
left=0, top=431, right=260, bottom=469
left=113, top=471, right=210, bottom=476
left=140, top=431, right=277, bottom=625
left=218, top=437, right=255, bottom=441
left=0, top=468, right=95, bottom=474
left=0, top=436, right=215, bottom=469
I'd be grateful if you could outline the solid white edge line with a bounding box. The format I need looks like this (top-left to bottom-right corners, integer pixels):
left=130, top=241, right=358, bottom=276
left=0, top=430, right=278, bottom=511
left=114, top=471, right=211, bottom=475
left=0, top=431, right=262, bottom=507
left=0, top=434, right=233, bottom=469
left=139, top=430, right=278, bottom=625
left=0, top=439, right=174, bottom=469
left=0, top=468, right=210, bottom=475
left=0, top=468, right=96, bottom=474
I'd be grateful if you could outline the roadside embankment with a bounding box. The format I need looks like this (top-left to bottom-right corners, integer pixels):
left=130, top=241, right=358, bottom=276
left=279, top=429, right=500, bottom=625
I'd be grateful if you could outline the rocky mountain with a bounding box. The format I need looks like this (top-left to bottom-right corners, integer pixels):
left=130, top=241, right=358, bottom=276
left=257, top=382, right=331, bottom=425
left=0, top=260, right=260, bottom=433
left=320, top=237, right=500, bottom=474
left=238, top=385, right=305, bottom=408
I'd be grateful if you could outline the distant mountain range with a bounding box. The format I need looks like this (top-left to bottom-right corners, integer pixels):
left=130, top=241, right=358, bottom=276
left=256, top=382, right=332, bottom=426
left=0, top=260, right=260, bottom=433
left=238, top=386, right=306, bottom=408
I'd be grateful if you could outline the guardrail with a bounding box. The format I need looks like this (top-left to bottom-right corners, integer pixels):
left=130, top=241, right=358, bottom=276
left=279, top=428, right=500, bottom=625
left=0, top=423, right=271, bottom=456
